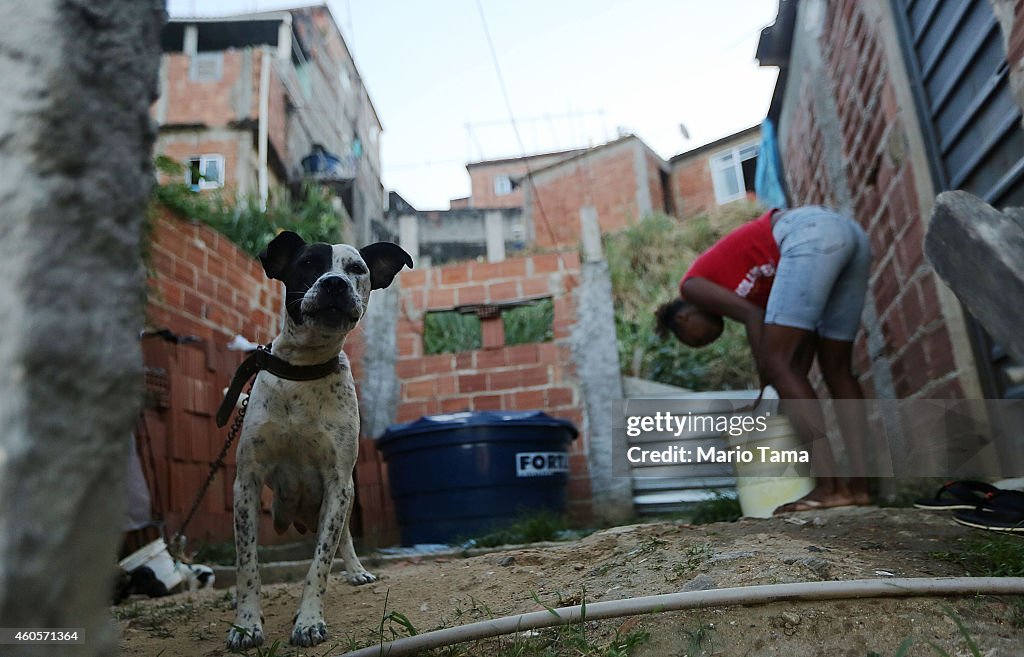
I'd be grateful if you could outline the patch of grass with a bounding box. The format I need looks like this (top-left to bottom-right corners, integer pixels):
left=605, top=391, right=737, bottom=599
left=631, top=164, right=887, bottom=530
left=689, top=491, right=742, bottom=525
left=604, top=205, right=762, bottom=391
left=468, top=510, right=569, bottom=548
left=930, top=532, right=1024, bottom=577
left=679, top=619, right=716, bottom=656
left=503, top=298, right=554, bottom=346
left=423, top=310, right=481, bottom=355
left=672, top=543, right=714, bottom=578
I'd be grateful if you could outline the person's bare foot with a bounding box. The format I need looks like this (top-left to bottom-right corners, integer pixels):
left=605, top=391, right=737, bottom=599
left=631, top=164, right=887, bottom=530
left=772, top=481, right=863, bottom=515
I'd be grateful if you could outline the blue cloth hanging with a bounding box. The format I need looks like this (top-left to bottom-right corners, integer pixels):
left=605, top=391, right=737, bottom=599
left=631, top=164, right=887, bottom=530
left=755, top=118, right=788, bottom=209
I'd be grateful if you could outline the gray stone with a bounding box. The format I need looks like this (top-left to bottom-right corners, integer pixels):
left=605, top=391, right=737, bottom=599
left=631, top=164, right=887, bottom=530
left=0, top=2, right=163, bottom=655
left=925, top=190, right=1024, bottom=362
left=681, top=573, right=717, bottom=592
left=782, top=555, right=832, bottom=580
left=498, top=556, right=516, bottom=567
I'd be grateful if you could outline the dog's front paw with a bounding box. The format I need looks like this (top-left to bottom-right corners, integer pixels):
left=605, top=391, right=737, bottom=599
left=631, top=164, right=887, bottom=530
left=290, top=619, right=328, bottom=647
left=346, top=570, right=377, bottom=585
left=226, top=624, right=264, bottom=650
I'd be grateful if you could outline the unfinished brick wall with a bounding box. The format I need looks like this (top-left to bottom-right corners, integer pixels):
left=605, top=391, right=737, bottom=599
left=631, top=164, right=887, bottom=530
left=355, top=251, right=594, bottom=544
left=146, top=210, right=280, bottom=344
left=527, top=138, right=665, bottom=248
left=781, top=1, right=965, bottom=399
left=142, top=211, right=285, bottom=543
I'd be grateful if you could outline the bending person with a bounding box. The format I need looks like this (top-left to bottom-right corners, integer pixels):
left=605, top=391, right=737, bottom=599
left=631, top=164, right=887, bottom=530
left=656, top=206, right=872, bottom=513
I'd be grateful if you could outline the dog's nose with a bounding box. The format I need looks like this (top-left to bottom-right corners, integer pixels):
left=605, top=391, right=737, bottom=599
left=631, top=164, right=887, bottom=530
left=319, top=276, right=349, bottom=295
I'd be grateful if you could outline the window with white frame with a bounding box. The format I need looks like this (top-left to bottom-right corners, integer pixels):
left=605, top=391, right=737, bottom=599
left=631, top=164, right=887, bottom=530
left=186, top=155, right=224, bottom=190
left=710, top=141, right=760, bottom=204
left=494, top=174, right=513, bottom=196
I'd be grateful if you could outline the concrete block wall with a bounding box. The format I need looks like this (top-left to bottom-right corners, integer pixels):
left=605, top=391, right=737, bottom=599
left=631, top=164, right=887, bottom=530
left=779, top=0, right=969, bottom=399
left=355, top=251, right=594, bottom=543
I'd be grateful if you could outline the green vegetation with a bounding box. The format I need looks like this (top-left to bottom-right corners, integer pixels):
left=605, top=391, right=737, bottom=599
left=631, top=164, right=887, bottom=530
left=930, top=531, right=1024, bottom=577
left=423, top=299, right=554, bottom=355
left=604, top=203, right=763, bottom=390
left=150, top=155, right=347, bottom=257
left=689, top=492, right=742, bottom=525
left=423, top=311, right=482, bottom=354
left=467, top=509, right=568, bottom=548
left=504, top=298, right=555, bottom=345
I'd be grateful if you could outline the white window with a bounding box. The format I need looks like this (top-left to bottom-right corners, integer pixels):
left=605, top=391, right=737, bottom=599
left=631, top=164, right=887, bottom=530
left=710, top=141, right=760, bottom=204
left=494, top=174, right=513, bottom=196
left=186, top=155, right=224, bottom=190
left=189, top=53, right=223, bottom=82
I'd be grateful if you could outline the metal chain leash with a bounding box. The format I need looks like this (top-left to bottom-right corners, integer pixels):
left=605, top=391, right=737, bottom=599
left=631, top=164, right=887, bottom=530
left=170, top=378, right=253, bottom=557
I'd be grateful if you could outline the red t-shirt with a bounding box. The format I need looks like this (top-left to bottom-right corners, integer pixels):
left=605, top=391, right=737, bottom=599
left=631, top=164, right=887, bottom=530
left=680, top=210, right=780, bottom=308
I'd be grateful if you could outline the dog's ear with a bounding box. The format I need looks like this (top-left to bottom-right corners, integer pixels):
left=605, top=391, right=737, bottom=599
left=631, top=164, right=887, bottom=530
left=359, top=242, right=414, bottom=290
left=259, top=231, right=306, bottom=280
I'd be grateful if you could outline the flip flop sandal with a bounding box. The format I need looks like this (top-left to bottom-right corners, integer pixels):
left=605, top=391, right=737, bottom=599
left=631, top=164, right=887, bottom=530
left=952, top=490, right=1024, bottom=533
left=913, top=480, right=1001, bottom=511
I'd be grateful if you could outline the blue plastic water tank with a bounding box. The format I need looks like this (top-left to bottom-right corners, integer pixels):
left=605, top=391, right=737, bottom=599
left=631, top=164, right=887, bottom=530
left=376, top=410, right=578, bottom=545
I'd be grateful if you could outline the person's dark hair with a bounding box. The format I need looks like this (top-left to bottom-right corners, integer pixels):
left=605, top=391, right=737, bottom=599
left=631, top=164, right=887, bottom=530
left=654, top=297, right=690, bottom=339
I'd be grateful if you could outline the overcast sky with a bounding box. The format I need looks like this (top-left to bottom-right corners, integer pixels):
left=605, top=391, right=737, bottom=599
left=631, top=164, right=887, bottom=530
left=167, top=0, right=781, bottom=210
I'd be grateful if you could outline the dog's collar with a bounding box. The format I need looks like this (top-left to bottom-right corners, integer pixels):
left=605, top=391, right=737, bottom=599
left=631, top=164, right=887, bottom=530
left=216, top=345, right=342, bottom=427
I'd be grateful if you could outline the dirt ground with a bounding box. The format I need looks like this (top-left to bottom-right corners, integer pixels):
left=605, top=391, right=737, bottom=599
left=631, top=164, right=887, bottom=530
left=118, top=507, right=1024, bottom=657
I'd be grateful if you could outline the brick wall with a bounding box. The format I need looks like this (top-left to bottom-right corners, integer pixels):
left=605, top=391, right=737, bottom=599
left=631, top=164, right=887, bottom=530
left=780, top=1, right=963, bottom=399
left=528, top=138, right=663, bottom=248
left=466, top=152, right=579, bottom=209
left=143, top=210, right=290, bottom=543
left=162, top=52, right=245, bottom=127
left=157, top=132, right=245, bottom=192
left=670, top=129, right=760, bottom=219
left=355, top=251, right=594, bottom=542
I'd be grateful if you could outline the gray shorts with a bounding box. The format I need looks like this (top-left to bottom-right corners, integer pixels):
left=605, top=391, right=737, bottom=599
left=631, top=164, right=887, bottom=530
left=765, top=206, right=872, bottom=342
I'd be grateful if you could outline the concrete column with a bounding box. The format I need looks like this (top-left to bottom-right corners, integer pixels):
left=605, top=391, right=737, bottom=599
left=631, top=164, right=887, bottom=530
left=632, top=140, right=653, bottom=219
left=359, top=285, right=401, bottom=440
left=277, top=15, right=293, bottom=61
left=580, top=206, right=603, bottom=263
left=398, top=214, right=419, bottom=263
left=570, top=208, right=633, bottom=523
left=484, top=210, right=506, bottom=262
left=0, top=2, right=163, bottom=655
left=183, top=23, right=198, bottom=55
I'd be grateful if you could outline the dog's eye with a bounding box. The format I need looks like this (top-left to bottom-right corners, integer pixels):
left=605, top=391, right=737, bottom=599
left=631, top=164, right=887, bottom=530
left=346, top=262, right=368, bottom=276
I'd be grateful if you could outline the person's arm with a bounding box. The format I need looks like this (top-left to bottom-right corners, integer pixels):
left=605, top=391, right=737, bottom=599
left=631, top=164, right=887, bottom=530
left=681, top=277, right=768, bottom=379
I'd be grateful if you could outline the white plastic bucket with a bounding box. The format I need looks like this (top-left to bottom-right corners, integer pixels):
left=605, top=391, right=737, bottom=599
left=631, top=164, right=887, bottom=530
left=118, top=538, right=185, bottom=592
left=728, top=394, right=815, bottom=518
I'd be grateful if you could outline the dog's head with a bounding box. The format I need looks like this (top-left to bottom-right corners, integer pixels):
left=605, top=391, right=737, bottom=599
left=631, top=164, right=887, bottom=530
left=259, top=231, right=413, bottom=331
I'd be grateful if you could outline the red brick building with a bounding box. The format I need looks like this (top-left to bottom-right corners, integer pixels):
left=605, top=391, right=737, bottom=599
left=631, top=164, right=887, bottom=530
left=521, top=135, right=673, bottom=248
left=757, top=0, right=1024, bottom=400
left=154, top=6, right=385, bottom=244
left=457, top=149, right=584, bottom=210
left=669, top=124, right=762, bottom=219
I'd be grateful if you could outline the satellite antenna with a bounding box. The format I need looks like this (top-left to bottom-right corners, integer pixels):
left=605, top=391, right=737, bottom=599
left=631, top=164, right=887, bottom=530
left=679, top=123, right=691, bottom=140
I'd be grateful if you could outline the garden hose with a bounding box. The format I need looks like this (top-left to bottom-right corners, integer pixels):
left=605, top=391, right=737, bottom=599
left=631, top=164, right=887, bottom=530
left=337, top=576, right=1024, bottom=657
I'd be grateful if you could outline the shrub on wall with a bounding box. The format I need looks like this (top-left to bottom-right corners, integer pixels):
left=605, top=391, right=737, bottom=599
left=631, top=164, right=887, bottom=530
left=149, top=156, right=347, bottom=257
left=605, top=203, right=762, bottom=391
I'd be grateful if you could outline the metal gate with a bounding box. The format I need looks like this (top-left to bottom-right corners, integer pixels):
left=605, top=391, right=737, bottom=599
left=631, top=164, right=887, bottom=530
left=894, top=0, right=1024, bottom=398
